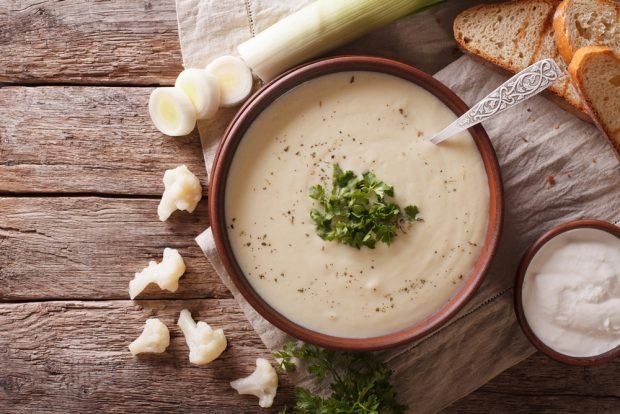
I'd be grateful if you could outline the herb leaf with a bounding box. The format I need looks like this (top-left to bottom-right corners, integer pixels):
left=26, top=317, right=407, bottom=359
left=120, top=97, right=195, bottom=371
left=276, top=342, right=407, bottom=414
left=404, top=205, right=419, bottom=221
left=309, top=164, right=419, bottom=249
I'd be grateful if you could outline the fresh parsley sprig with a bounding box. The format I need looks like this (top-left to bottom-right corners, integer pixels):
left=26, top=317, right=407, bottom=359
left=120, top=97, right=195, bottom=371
left=309, top=164, right=419, bottom=249
left=275, top=342, right=407, bottom=414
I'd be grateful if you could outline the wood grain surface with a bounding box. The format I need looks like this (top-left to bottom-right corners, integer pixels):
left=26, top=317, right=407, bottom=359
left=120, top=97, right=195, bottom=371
left=0, top=86, right=206, bottom=195
left=0, top=0, right=182, bottom=85
left=0, top=300, right=294, bottom=413
left=0, top=197, right=226, bottom=301
left=1, top=299, right=617, bottom=413
left=444, top=353, right=620, bottom=413
left=1, top=0, right=618, bottom=412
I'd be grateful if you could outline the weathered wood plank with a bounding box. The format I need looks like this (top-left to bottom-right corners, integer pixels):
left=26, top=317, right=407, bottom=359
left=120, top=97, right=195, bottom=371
left=444, top=352, right=620, bottom=413
left=0, top=0, right=182, bottom=85
left=0, top=299, right=294, bottom=412
left=0, top=197, right=227, bottom=301
left=448, top=394, right=619, bottom=413
left=1, top=298, right=617, bottom=413
left=0, top=86, right=206, bottom=195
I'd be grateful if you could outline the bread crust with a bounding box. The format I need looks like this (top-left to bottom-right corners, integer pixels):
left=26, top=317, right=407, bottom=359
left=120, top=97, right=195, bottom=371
left=554, top=0, right=620, bottom=65
left=568, top=46, right=620, bottom=157
left=553, top=0, right=573, bottom=64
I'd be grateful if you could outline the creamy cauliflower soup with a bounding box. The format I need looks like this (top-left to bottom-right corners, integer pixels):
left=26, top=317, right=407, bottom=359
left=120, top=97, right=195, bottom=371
left=225, top=71, right=489, bottom=338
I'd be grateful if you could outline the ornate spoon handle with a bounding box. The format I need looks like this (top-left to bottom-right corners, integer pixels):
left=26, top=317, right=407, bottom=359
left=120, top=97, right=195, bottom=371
left=429, top=58, right=562, bottom=145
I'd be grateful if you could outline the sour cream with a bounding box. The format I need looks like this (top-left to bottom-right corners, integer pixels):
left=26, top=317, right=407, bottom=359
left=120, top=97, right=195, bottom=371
left=522, top=227, right=620, bottom=357
left=225, top=71, right=489, bottom=338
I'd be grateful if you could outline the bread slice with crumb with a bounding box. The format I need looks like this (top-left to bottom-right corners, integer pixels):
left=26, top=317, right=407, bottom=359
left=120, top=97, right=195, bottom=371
left=568, top=46, right=620, bottom=158
left=554, top=0, right=620, bottom=65
left=454, top=0, right=587, bottom=118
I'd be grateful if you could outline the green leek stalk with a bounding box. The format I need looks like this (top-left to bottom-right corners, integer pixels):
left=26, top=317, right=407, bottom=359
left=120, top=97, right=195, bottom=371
left=237, top=0, right=443, bottom=81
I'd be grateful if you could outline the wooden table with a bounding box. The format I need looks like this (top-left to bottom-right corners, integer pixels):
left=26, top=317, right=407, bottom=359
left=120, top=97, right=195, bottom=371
left=1, top=1, right=618, bottom=412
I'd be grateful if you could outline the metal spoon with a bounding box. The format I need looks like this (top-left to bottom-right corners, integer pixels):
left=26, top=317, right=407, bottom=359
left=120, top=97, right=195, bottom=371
left=429, top=58, right=563, bottom=145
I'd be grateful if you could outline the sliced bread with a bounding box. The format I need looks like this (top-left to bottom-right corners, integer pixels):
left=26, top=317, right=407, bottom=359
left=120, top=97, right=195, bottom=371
left=454, top=0, right=587, bottom=117
left=568, top=46, right=620, bottom=157
left=554, top=0, right=620, bottom=65
left=528, top=7, right=586, bottom=113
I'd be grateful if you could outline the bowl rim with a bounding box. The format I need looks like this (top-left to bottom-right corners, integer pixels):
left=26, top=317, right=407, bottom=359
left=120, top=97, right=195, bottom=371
left=209, top=55, right=504, bottom=351
left=514, top=219, right=620, bottom=365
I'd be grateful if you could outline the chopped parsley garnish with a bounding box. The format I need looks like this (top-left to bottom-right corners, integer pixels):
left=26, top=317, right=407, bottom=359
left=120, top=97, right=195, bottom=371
left=309, top=164, right=419, bottom=249
left=275, top=342, right=406, bottom=414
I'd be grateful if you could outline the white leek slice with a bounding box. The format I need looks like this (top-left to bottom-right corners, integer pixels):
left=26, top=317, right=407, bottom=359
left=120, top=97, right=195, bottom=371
left=205, top=55, right=253, bottom=107
left=237, top=0, right=442, bottom=81
left=175, top=69, right=221, bottom=120
left=149, top=87, right=197, bottom=136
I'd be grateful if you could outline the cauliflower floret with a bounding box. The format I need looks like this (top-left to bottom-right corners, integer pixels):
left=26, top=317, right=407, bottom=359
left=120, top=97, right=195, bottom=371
left=230, top=358, right=279, bottom=408
left=178, top=309, right=227, bottom=365
left=128, top=318, right=170, bottom=355
left=129, top=248, right=186, bottom=299
left=157, top=165, right=202, bottom=221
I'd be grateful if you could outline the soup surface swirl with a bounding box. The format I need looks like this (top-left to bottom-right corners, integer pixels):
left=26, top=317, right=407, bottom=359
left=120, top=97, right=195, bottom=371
left=226, top=71, right=489, bottom=338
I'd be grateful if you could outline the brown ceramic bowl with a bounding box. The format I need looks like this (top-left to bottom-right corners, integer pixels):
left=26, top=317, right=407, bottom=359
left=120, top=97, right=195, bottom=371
left=514, top=219, right=620, bottom=365
left=209, top=55, right=504, bottom=350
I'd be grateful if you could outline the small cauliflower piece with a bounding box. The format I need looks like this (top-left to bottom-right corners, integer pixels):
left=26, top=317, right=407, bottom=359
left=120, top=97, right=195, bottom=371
left=230, top=358, right=279, bottom=408
left=178, top=309, right=227, bottom=365
left=129, top=248, right=186, bottom=299
left=128, top=318, right=170, bottom=355
left=158, top=165, right=202, bottom=221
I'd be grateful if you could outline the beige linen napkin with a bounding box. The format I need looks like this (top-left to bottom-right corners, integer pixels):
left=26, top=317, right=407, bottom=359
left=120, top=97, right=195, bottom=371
left=176, top=1, right=620, bottom=412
